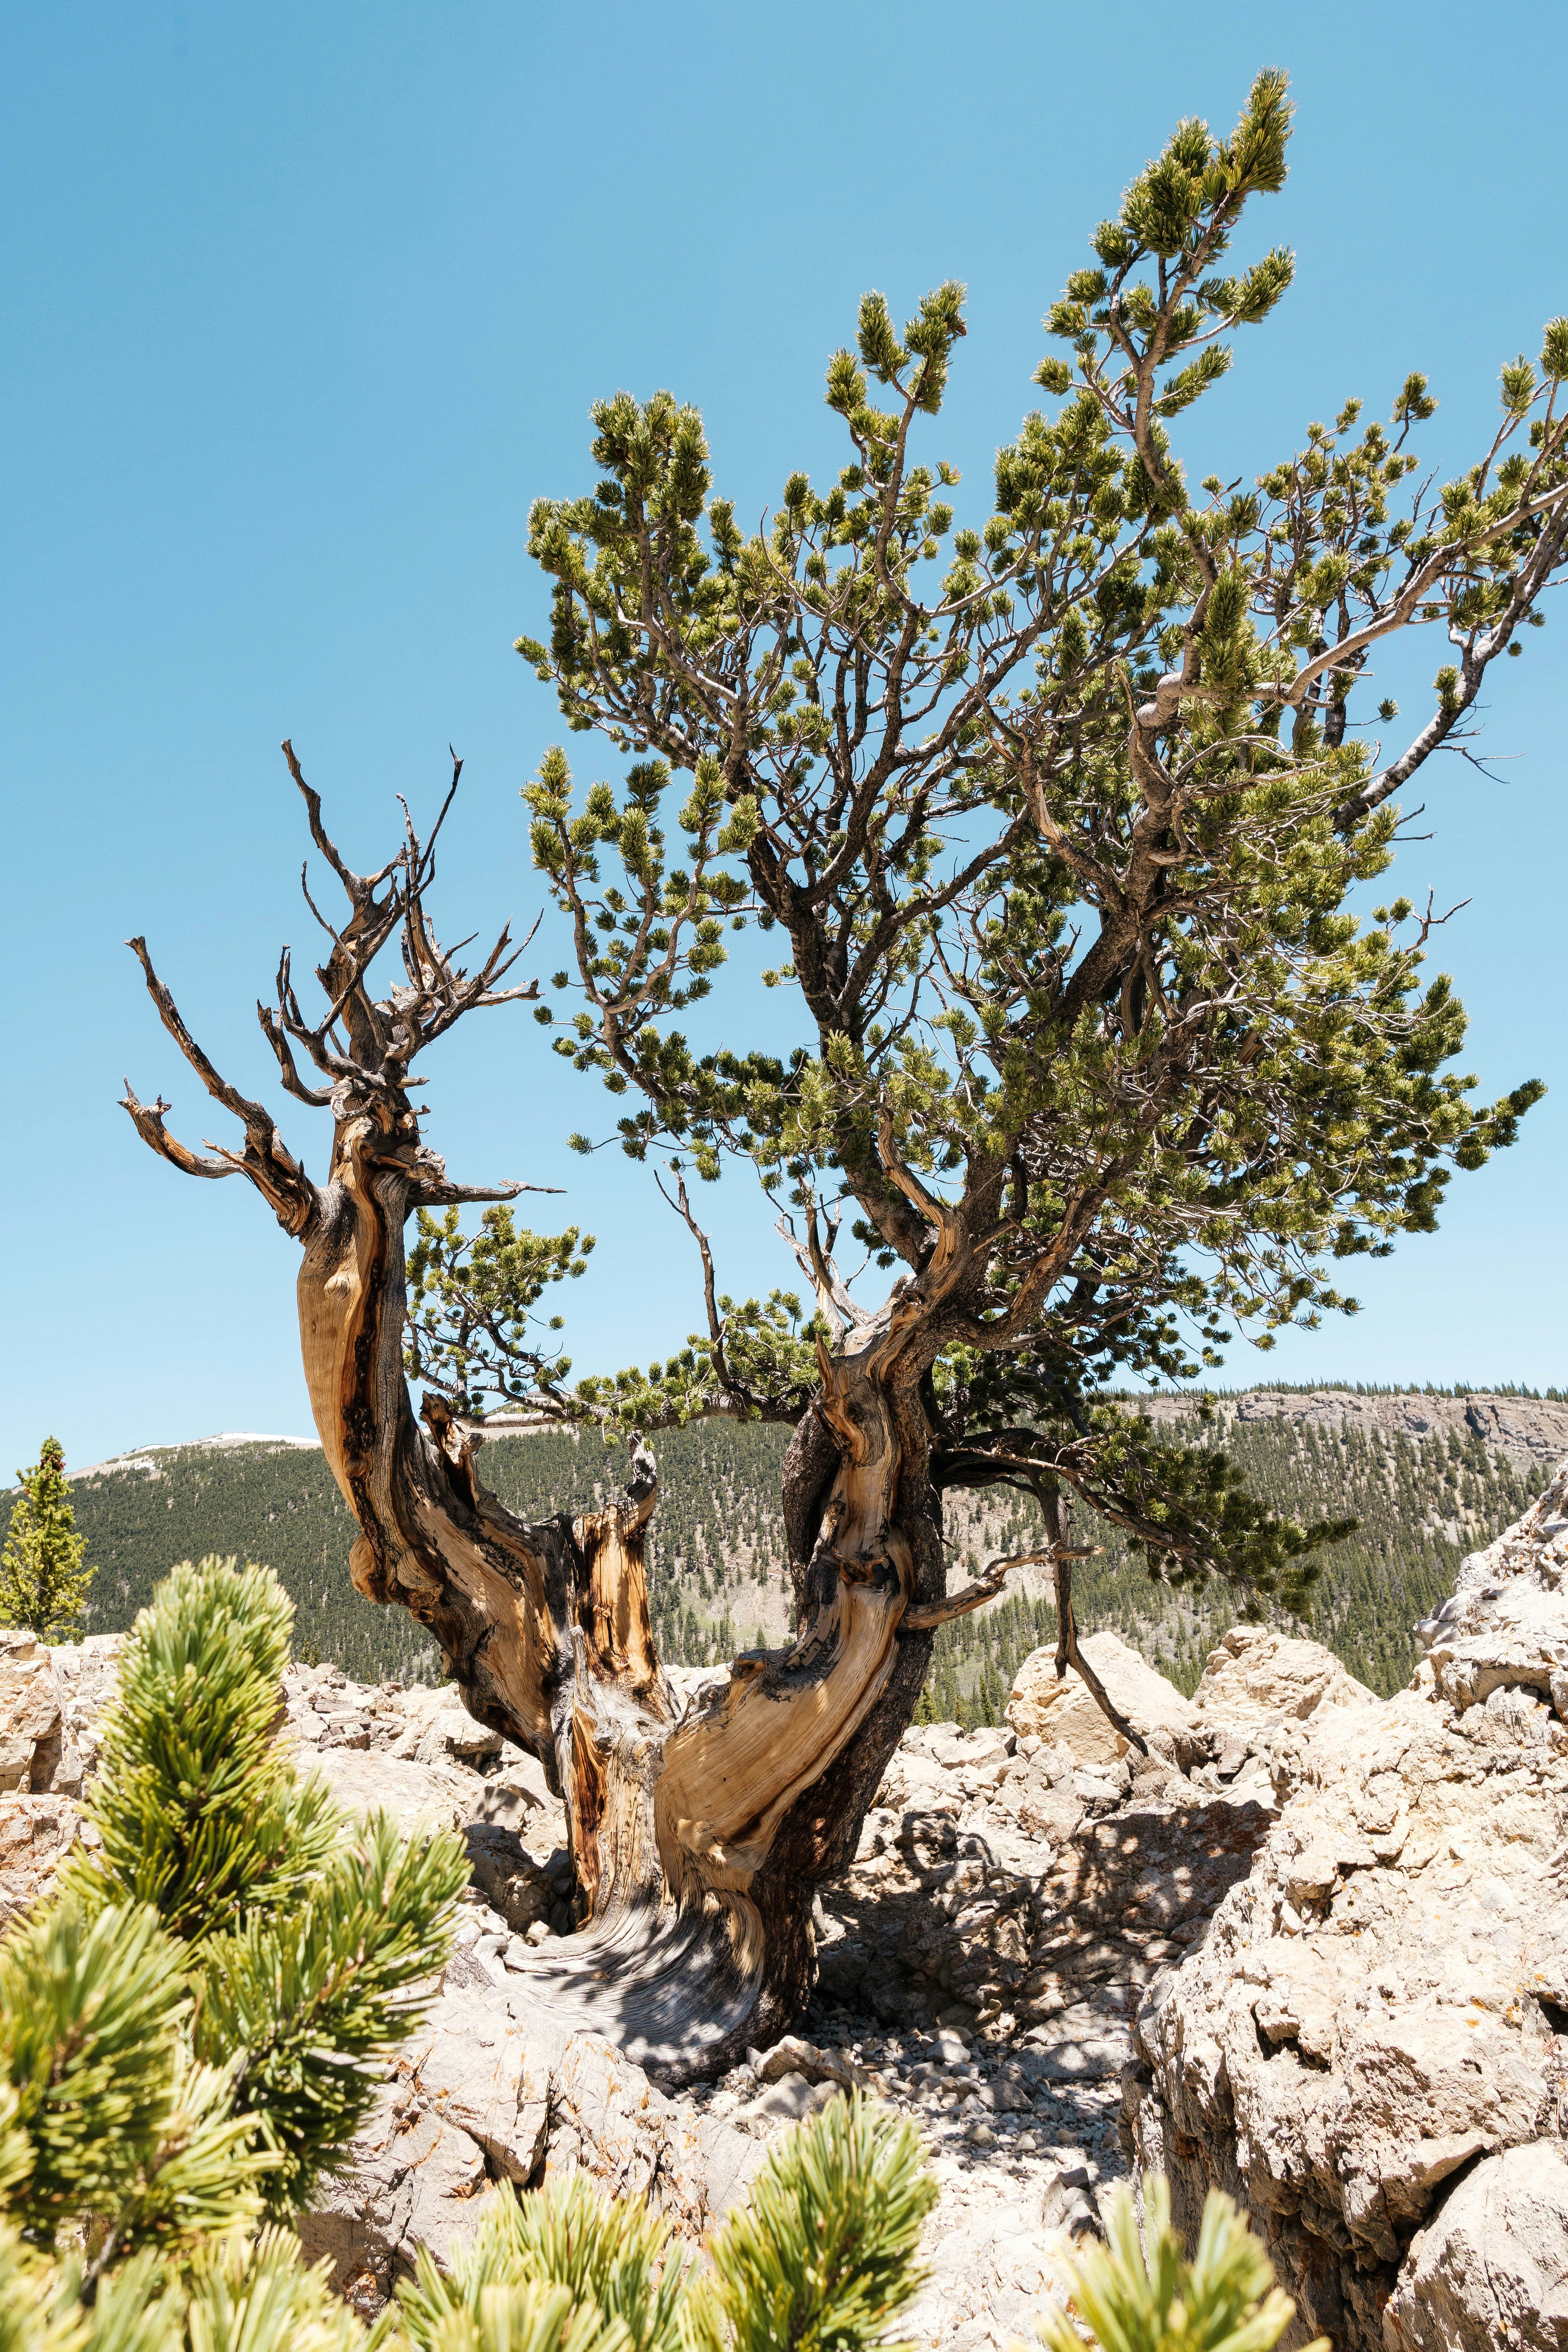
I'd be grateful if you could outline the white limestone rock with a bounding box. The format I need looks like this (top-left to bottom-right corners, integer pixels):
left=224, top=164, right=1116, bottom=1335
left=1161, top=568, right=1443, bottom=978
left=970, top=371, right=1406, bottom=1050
left=302, top=1743, right=489, bottom=1834
left=0, top=1631, right=62, bottom=1792
left=0, top=1792, right=80, bottom=1928
left=1006, top=1631, right=1198, bottom=1767
left=1383, top=2140, right=1568, bottom=2352
left=388, top=1682, right=507, bottom=1769
left=1126, top=1463, right=1568, bottom=2352
left=1192, top=1623, right=1378, bottom=1735
left=47, top=1635, right=124, bottom=1795
left=1413, top=1460, right=1568, bottom=1714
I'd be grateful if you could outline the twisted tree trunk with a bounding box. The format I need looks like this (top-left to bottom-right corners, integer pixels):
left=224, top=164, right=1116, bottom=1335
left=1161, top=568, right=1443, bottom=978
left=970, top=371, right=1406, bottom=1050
left=119, top=769, right=997, bottom=2081
left=294, top=1090, right=941, bottom=2080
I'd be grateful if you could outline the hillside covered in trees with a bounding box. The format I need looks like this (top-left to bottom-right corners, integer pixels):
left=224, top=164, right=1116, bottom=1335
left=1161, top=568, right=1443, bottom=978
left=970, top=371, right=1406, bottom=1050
left=11, top=1386, right=1565, bottom=1719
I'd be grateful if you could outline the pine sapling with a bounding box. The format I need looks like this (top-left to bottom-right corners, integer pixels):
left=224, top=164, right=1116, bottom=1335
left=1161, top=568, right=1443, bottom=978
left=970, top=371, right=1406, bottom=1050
left=0, top=1441, right=94, bottom=1643
left=1038, top=2174, right=1325, bottom=2352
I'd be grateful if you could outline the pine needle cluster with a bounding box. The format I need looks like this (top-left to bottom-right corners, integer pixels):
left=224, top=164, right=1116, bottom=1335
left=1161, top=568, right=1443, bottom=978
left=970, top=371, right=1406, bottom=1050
left=1039, top=2176, right=1318, bottom=2352
left=0, top=1554, right=467, bottom=2346
left=400, top=2094, right=937, bottom=2352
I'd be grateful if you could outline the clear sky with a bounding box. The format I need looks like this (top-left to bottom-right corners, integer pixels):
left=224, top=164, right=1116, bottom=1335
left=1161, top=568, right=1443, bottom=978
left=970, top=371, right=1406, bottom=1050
left=4, top=0, right=1565, bottom=1475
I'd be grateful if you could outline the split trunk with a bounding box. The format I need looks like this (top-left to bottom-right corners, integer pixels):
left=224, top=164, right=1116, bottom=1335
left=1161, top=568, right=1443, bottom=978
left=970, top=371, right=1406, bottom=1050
left=300, top=1104, right=943, bottom=2080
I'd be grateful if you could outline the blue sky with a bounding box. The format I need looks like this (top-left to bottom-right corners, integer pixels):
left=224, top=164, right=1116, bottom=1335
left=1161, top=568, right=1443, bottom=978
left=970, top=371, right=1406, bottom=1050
left=4, top=0, right=1566, bottom=1473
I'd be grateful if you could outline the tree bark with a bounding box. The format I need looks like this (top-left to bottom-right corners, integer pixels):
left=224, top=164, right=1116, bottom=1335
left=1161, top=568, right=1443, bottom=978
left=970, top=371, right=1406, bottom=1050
left=293, top=1089, right=942, bottom=2082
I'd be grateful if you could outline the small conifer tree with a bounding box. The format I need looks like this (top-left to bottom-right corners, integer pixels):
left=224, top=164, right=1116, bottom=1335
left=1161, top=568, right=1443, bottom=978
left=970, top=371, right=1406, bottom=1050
left=0, top=1550, right=469, bottom=2337
left=0, top=1440, right=94, bottom=1643
left=1040, top=2175, right=1321, bottom=2352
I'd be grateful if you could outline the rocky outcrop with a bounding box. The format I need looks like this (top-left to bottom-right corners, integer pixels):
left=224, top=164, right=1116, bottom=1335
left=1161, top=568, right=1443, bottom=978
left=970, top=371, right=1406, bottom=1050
left=1383, top=2141, right=1568, bottom=2352
left=1139, top=1386, right=1568, bottom=1467
left=0, top=1632, right=124, bottom=1926
left=23, top=1571, right=1552, bottom=2350
left=0, top=1631, right=63, bottom=1792
left=1125, top=1463, right=1568, bottom=2352
left=297, top=1957, right=766, bottom=2311
left=1191, top=1624, right=1377, bottom=1735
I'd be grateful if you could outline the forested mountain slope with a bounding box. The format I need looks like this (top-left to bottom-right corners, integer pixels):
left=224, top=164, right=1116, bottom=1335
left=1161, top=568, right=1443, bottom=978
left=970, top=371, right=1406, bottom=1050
left=10, top=1387, right=1565, bottom=1716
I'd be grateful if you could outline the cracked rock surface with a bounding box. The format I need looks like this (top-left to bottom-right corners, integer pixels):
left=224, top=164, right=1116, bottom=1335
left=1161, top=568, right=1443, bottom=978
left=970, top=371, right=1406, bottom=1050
left=1126, top=1462, right=1568, bottom=2352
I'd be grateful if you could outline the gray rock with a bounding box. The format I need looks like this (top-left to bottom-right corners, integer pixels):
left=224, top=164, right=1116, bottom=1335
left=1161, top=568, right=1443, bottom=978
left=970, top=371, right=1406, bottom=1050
left=464, top=1823, right=554, bottom=1934
left=736, top=2070, right=841, bottom=2129
left=398, top=1976, right=549, bottom=2182
left=753, top=2035, right=869, bottom=2092
left=296, top=2091, right=501, bottom=2311
left=302, top=1743, right=486, bottom=1834
left=0, top=1792, right=80, bottom=1928
left=1383, top=2141, right=1568, bottom=2352
left=1127, top=1462, right=1568, bottom=2352
left=0, top=1632, right=61, bottom=1793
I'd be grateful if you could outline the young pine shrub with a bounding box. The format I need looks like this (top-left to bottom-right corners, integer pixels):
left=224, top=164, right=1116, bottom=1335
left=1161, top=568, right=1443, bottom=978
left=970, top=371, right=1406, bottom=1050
left=0, top=1439, right=94, bottom=1642
left=0, top=1554, right=468, bottom=2350
left=694, top=2094, right=936, bottom=2352
left=398, top=2095, right=936, bottom=2352
left=1038, top=2174, right=1324, bottom=2352
left=398, top=2173, right=688, bottom=2352
left=59, top=1555, right=470, bottom=2217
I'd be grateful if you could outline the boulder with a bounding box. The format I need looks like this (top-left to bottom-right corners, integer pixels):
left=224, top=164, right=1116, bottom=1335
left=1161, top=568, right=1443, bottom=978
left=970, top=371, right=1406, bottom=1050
left=1192, top=1623, right=1378, bottom=1735
left=1413, top=1462, right=1568, bottom=1713
left=542, top=2020, right=764, bottom=2231
left=302, top=1743, right=489, bottom=1834
left=1125, top=1463, right=1568, bottom=2352
left=388, top=1685, right=507, bottom=1769
left=463, top=1823, right=556, bottom=1934
left=0, top=1632, right=62, bottom=1792
left=734, top=2071, right=842, bottom=2130
left=752, top=2035, right=869, bottom=2092
left=475, top=1751, right=565, bottom=1842
left=297, top=2074, right=506, bottom=2313
left=0, top=1793, right=80, bottom=1928
left=1006, top=1632, right=1197, bottom=1768
left=298, top=1963, right=764, bottom=2308
left=48, top=1635, right=124, bottom=1794
left=1383, top=2141, right=1568, bottom=2352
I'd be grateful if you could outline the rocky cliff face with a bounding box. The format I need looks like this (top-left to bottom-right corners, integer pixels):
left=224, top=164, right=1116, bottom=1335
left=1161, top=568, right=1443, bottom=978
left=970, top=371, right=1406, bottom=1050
left=1125, top=1462, right=1568, bottom=2352
left=1141, top=1385, right=1568, bottom=1467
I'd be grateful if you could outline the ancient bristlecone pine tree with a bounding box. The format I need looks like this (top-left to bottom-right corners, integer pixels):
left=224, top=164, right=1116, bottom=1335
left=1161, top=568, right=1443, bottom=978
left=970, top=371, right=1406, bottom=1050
left=123, top=77, right=1568, bottom=2077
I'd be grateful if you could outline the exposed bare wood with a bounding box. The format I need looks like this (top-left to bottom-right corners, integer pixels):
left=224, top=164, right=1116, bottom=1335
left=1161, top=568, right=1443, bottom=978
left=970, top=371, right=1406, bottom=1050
left=120, top=754, right=959, bottom=2081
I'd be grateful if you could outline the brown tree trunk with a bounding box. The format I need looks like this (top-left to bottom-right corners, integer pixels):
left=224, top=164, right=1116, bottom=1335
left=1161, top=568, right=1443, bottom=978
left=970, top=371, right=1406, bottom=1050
left=296, top=1095, right=942, bottom=2082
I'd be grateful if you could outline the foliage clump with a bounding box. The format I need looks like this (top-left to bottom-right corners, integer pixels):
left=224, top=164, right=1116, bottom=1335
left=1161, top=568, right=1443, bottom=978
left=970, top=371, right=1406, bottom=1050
left=400, top=2094, right=936, bottom=2352
left=1040, top=2174, right=1320, bottom=2352
left=397, top=67, right=1568, bottom=1629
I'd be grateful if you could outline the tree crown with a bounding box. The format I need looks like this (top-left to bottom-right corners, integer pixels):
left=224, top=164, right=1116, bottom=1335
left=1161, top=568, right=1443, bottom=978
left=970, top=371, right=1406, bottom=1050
left=421, top=70, right=1563, bottom=1591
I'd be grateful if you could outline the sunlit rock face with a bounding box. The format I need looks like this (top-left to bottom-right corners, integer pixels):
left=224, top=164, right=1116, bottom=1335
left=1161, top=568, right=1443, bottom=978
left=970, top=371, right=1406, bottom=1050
left=1126, top=1463, right=1568, bottom=2352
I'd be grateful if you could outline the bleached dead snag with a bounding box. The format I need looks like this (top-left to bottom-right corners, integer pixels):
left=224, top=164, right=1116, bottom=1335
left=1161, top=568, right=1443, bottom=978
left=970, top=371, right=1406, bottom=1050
left=121, top=755, right=951, bottom=2080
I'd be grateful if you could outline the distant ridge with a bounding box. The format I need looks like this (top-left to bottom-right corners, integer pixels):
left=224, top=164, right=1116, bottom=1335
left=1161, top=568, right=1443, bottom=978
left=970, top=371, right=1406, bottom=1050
left=70, top=1433, right=317, bottom=1481
left=5, top=1389, right=1557, bottom=1718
